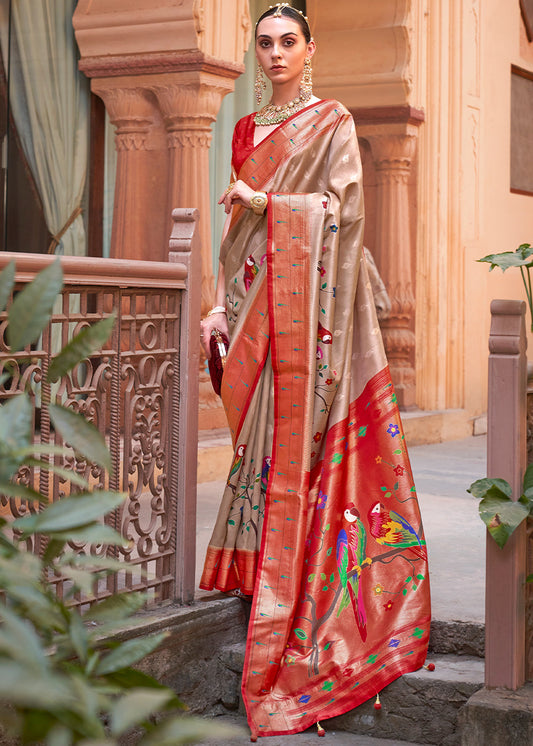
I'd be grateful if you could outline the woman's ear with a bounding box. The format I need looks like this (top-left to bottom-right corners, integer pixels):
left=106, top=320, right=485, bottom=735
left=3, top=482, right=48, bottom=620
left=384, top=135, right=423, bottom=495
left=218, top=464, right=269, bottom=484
left=307, top=39, right=316, bottom=59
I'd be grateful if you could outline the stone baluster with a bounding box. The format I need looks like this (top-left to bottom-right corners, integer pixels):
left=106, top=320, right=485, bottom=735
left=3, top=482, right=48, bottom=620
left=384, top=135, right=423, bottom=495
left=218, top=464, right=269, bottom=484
left=362, top=124, right=418, bottom=409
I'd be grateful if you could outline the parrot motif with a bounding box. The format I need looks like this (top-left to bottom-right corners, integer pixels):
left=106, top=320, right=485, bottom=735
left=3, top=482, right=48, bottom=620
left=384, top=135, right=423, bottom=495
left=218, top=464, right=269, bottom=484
left=260, top=457, right=271, bottom=492
left=317, top=322, right=333, bottom=344
left=227, top=444, right=246, bottom=485
left=367, top=501, right=427, bottom=560
left=243, top=255, right=259, bottom=291
left=336, top=504, right=371, bottom=641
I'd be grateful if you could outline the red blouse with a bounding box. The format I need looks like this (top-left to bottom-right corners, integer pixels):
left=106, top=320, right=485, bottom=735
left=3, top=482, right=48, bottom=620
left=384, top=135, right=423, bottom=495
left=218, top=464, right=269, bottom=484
left=231, top=113, right=256, bottom=176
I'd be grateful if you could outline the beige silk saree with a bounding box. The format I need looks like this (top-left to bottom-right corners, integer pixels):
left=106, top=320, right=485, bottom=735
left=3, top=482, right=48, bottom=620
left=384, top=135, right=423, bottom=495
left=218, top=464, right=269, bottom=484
left=200, top=100, right=431, bottom=738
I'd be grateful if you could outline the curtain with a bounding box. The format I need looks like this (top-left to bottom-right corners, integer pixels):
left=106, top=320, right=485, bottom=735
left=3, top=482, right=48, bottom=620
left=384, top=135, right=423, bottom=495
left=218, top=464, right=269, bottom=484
left=0, top=0, right=88, bottom=257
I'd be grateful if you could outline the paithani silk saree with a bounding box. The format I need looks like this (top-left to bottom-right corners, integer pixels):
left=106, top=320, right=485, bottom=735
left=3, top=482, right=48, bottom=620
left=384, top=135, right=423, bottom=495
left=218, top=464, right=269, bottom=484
left=200, top=100, right=431, bottom=738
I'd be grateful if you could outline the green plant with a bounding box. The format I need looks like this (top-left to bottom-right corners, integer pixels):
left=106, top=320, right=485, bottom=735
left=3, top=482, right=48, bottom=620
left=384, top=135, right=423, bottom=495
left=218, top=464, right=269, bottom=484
left=478, top=243, right=533, bottom=331
left=468, top=465, right=533, bottom=551
left=0, top=260, right=239, bottom=745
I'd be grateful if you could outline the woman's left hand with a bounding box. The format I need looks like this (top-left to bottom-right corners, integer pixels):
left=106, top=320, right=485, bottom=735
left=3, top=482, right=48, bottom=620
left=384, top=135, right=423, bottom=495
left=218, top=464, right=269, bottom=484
left=218, top=180, right=255, bottom=214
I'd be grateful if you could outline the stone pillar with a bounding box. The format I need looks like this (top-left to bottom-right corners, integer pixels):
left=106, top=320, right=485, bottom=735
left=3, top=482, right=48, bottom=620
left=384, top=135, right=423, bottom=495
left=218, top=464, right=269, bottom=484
left=153, top=72, right=236, bottom=429
left=359, top=117, right=422, bottom=409
left=153, top=72, right=234, bottom=312
left=91, top=82, right=169, bottom=261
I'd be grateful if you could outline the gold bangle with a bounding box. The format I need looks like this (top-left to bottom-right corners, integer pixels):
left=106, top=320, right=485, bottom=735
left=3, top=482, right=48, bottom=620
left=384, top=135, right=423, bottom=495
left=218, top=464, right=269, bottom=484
left=250, top=191, right=268, bottom=216
left=224, top=182, right=236, bottom=196
left=206, top=305, right=226, bottom=317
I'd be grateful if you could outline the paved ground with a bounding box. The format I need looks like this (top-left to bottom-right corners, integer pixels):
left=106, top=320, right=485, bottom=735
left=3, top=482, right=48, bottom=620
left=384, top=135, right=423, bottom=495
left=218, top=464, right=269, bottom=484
left=200, top=715, right=425, bottom=745
left=196, top=434, right=487, bottom=624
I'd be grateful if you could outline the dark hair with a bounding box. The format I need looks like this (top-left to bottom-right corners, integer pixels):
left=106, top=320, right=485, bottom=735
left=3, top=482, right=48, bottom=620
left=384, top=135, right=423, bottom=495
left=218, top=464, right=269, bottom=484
left=255, top=5, right=312, bottom=44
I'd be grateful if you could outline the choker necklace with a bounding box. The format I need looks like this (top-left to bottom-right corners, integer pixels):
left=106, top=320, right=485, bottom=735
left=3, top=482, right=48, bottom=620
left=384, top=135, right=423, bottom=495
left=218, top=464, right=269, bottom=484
left=254, top=91, right=312, bottom=126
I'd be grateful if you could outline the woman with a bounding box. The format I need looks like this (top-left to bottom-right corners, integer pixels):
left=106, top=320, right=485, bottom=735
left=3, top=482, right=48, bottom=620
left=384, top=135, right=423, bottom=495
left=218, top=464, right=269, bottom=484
left=200, top=4, right=431, bottom=739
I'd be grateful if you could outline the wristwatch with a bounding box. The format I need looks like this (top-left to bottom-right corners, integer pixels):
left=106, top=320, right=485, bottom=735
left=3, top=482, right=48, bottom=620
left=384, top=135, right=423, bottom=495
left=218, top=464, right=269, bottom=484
left=250, top=191, right=268, bottom=216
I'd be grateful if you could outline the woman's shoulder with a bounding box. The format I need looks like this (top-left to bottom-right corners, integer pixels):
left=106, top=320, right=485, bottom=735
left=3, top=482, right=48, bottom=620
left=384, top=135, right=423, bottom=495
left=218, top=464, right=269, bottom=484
left=318, top=99, right=351, bottom=118
left=234, top=112, right=256, bottom=133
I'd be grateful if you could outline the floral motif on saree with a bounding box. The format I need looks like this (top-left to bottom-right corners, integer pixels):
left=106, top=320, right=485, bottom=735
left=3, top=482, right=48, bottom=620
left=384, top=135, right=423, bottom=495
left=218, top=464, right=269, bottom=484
left=199, top=100, right=431, bottom=737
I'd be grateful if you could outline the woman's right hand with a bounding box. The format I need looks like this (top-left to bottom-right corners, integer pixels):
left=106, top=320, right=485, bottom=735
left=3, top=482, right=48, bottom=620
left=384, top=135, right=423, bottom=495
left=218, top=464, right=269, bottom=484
left=200, top=311, right=229, bottom=359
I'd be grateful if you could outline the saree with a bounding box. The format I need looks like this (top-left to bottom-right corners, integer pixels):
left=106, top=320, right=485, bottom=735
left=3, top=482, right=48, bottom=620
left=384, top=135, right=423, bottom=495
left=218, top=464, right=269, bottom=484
left=200, top=100, right=431, bottom=738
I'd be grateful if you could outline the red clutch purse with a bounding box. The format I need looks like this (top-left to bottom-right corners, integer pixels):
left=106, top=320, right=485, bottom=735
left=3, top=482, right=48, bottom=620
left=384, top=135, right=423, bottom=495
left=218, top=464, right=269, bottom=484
left=208, top=328, right=229, bottom=396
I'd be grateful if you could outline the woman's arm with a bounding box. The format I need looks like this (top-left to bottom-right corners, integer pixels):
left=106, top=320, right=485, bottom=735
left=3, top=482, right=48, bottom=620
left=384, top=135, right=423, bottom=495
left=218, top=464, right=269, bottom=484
left=200, top=208, right=232, bottom=358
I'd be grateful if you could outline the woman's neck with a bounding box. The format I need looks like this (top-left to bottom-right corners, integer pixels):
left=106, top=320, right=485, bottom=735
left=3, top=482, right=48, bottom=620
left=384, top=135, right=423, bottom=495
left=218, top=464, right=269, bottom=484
left=270, top=81, right=302, bottom=106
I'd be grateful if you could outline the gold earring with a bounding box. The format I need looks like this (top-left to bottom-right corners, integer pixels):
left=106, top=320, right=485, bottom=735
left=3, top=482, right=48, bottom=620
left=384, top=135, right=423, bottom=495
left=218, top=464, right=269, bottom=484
left=255, top=64, right=267, bottom=105
left=300, top=57, right=313, bottom=101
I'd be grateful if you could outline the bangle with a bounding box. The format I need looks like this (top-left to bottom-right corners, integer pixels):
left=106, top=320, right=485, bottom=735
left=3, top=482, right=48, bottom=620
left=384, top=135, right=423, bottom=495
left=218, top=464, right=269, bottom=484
left=250, top=191, right=268, bottom=216
left=206, top=305, right=226, bottom=317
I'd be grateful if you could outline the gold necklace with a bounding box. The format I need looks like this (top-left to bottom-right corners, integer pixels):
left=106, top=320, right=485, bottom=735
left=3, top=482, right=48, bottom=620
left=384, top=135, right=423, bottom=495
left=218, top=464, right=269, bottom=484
left=254, top=91, right=312, bottom=126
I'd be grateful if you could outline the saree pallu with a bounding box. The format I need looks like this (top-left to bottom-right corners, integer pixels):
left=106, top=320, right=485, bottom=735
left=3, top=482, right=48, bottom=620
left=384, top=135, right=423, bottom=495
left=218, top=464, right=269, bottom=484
left=200, top=100, right=431, bottom=738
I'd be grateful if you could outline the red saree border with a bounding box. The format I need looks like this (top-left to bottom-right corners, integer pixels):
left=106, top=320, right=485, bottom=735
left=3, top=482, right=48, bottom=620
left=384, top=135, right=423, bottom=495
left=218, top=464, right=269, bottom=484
left=199, top=546, right=258, bottom=596
left=220, top=276, right=270, bottom=443
left=242, top=192, right=319, bottom=733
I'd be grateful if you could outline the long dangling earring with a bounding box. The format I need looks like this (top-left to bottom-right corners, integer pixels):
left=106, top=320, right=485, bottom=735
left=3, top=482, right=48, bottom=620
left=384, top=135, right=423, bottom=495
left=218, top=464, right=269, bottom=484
left=255, top=64, right=267, bottom=105
left=300, top=57, right=313, bottom=101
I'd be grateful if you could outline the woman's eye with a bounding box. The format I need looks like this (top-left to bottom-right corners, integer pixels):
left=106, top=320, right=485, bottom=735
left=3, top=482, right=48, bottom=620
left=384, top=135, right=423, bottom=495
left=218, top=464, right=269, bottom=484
left=259, top=41, right=270, bottom=48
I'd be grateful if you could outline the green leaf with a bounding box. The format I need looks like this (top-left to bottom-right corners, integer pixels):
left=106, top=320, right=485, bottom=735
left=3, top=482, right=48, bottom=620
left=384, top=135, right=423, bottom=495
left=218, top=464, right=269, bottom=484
left=478, top=489, right=530, bottom=548
left=50, top=523, right=128, bottom=547
left=69, top=611, right=89, bottom=664
left=94, top=633, right=168, bottom=676
left=294, top=628, right=307, bottom=641
left=467, top=477, right=512, bottom=500
left=107, top=667, right=182, bottom=694
left=22, top=458, right=90, bottom=490
left=523, top=463, right=533, bottom=496
left=478, top=244, right=533, bottom=271
left=110, top=689, right=175, bottom=736
left=0, top=394, right=32, bottom=481
left=0, top=260, right=15, bottom=313
left=47, top=313, right=116, bottom=383
left=48, top=404, right=112, bottom=473
left=0, top=481, right=47, bottom=503
left=141, top=715, right=244, bottom=746
left=0, top=661, right=75, bottom=709
left=7, top=259, right=63, bottom=351
left=13, top=491, right=125, bottom=534
left=82, top=593, right=147, bottom=624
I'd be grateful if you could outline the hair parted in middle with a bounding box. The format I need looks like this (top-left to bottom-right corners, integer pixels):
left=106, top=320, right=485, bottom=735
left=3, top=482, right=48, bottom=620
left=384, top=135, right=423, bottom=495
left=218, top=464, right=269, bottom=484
left=255, top=4, right=312, bottom=44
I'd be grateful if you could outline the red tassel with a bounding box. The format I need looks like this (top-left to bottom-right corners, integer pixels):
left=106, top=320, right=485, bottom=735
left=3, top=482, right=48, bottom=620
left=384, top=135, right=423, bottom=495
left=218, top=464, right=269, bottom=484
left=374, top=693, right=382, bottom=710
left=317, top=721, right=326, bottom=737
left=425, top=662, right=436, bottom=672
left=250, top=736, right=258, bottom=743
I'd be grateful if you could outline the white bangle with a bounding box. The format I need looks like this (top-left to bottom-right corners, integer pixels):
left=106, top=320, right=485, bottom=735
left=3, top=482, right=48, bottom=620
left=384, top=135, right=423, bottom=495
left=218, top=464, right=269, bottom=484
left=206, top=305, right=226, bottom=317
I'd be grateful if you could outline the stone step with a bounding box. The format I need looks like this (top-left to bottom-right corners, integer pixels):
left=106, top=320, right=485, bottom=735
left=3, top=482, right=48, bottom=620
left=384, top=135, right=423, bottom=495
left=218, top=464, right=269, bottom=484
left=428, top=619, right=484, bottom=659
left=218, top=644, right=484, bottom=746
left=200, top=715, right=426, bottom=745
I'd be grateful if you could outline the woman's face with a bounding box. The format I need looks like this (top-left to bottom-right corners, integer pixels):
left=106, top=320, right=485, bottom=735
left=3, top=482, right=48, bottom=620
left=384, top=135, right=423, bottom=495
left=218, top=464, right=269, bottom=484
left=255, top=16, right=314, bottom=88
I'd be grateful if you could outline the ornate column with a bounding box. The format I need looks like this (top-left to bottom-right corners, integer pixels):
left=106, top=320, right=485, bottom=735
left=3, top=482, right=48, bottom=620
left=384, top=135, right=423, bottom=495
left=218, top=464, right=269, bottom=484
left=90, top=82, right=169, bottom=261
left=152, top=71, right=235, bottom=312
left=153, top=71, right=237, bottom=429
left=357, top=114, right=423, bottom=409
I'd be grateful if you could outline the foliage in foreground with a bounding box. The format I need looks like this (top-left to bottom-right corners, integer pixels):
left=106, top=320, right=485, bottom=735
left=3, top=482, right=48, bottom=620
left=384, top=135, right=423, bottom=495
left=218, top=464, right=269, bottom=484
left=0, top=260, right=239, bottom=745
left=478, top=243, right=533, bottom=331
left=468, top=463, right=533, bottom=553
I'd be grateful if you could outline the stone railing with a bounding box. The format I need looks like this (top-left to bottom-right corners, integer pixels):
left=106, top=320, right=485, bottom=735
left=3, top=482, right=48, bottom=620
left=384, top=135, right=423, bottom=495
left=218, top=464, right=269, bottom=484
left=0, top=208, right=201, bottom=607
left=486, top=299, right=531, bottom=685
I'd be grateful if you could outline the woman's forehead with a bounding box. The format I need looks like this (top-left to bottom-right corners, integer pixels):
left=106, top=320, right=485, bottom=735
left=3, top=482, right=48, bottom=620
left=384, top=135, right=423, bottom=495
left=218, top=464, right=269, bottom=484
left=256, top=16, right=303, bottom=39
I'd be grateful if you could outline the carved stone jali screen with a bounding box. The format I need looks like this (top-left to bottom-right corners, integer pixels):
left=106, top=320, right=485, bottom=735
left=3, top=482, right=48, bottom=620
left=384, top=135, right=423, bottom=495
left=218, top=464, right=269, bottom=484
left=0, top=279, right=184, bottom=608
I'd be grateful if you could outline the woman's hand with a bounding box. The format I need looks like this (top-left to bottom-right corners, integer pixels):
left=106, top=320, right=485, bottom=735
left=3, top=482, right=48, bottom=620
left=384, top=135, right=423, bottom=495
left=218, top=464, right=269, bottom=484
left=218, top=180, right=255, bottom=214
left=200, top=311, right=229, bottom=359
